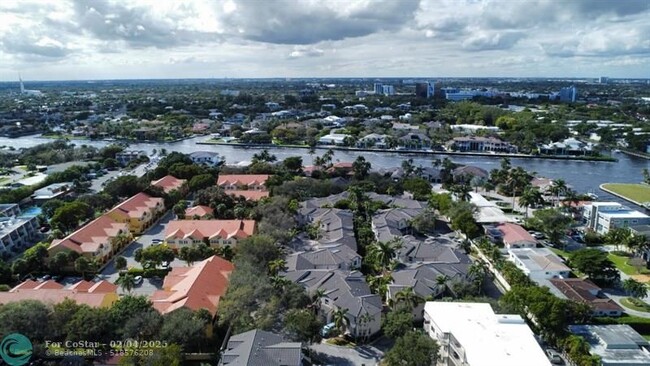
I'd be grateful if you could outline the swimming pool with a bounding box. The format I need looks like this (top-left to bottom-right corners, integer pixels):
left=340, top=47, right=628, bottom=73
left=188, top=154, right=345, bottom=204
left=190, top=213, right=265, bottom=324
left=19, top=206, right=42, bottom=217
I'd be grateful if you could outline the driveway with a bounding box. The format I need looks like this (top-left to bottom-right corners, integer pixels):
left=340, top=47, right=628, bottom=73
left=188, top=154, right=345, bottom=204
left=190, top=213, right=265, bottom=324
left=310, top=342, right=384, bottom=366
left=98, top=210, right=175, bottom=295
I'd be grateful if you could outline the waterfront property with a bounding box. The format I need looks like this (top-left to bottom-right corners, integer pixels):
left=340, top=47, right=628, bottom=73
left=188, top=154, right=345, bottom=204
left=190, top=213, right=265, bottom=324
left=569, top=324, right=650, bottom=366
left=189, top=151, right=223, bottom=167
left=32, top=182, right=73, bottom=203
left=0, top=204, right=40, bottom=257
left=115, top=150, right=146, bottom=166
left=601, top=183, right=650, bottom=205
left=583, top=201, right=650, bottom=234
left=151, top=255, right=234, bottom=316
left=219, top=329, right=303, bottom=366
left=164, top=220, right=255, bottom=249
left=424, top=302, right=551, bottom=366
left=0, top=279, right=118, bottom=308
left=448, top=136, right=517, bottom=153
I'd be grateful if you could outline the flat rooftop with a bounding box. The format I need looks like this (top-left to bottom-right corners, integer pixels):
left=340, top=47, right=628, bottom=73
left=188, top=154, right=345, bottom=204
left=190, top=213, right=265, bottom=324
left=425, top=302, right=551, bottom=366
left=509, top=247, right=571, bottom=272
left=570, top=324, right=650, bottom=365
left=599, top=209, right=649, bottom=219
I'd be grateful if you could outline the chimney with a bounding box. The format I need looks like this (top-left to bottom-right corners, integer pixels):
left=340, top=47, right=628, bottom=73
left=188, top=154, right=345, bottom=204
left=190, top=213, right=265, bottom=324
left=240, top=220, right=245, bottom=230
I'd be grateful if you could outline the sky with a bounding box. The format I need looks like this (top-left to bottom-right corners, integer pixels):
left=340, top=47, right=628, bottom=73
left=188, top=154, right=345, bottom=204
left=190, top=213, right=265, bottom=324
left=0, top=0, right=649, bottom=81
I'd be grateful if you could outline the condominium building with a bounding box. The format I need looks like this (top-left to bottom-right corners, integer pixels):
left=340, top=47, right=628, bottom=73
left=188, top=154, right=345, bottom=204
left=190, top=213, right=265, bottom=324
left=424, top=302, right=551, bottom=366
left=0, top=204, right=40, bottom=257
left=583, top=202, right=650, bottom=234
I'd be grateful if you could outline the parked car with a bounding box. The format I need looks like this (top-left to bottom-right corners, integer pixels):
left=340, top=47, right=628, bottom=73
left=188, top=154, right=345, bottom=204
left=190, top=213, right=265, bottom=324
left=320, top=323, right=336, bottom=338
left=134, top=276, right=144, bottom=285
left=545, top=349, right=564, bottom=365
left=151, top=239, right=163, bottom=244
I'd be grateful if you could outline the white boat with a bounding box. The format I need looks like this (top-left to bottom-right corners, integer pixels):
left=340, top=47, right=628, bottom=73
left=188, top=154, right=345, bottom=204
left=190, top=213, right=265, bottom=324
left=586, top=193, right=599, bottom=200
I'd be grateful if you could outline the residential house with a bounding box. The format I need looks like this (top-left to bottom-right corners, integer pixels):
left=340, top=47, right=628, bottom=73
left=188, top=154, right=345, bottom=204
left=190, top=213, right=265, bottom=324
left=583, top=202, right=650, bottom=234
left=539, top=138, right=596, bottom=156
left=550, top=278, right=623, bottom=317
left=371, top=208, right=423, bottom=242
left=469, top=192, right=509, bottom=224
left=0, top=279, right=118, bottom=308
left=357, top=133, right=389, bottom=148
left=452, top=165, right=489, bottom=181
left=164, top=220, right=255, bottom=249
left=569, top=325, right=650, bottom=366
left=298, top=207, right=357, bottom=251
left=115, top=150, right=146, bottom=166
left=448, top=136, right=517, bottom=153
left=508, top=247, right=571, bottom=283
left=285, top=245, right=361, bottom=272
left=284, top=269, right=382, bottom=339
left=0, top=205, right=40, bottom=257
left=151, top=175, right=187, bottom=195
left=189, top=151, right=224, bottom=167
left=392, top=122, right=420, bottom=131
left=318, top=133, right=351, bottom=146
left=219, top=329, right=303, bottom=366
left=49, top=215, right=129, bottom=263
left=424, top=302, right=551, bottom=366
left=494, top=223, right=537, bottom=248
left=151, top=256, right=234, bottom=316
left=184, top=205, right=214, bottom=219
left=106, top=193, right=165, bottom=234
left=217, top=174, right=270, bottom=201
left=398, top=132, right=431, bottom=149
left=32, top=182, right=73, bottom=203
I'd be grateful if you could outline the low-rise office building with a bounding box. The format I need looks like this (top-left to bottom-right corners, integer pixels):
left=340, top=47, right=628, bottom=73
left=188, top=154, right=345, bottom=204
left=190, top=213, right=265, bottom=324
left=424, top=302, right=551, bottom=366
left=583, top=202, right=650, bottom=234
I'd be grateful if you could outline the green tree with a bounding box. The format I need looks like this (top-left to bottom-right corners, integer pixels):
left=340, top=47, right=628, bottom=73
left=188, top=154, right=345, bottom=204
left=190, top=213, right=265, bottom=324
left=41, top=199, right=65, bottom=219
left=49, top=251, right=71, bottom=273
left=104, top=175, right=146, bottom=198
left=367, top=238, right=402, bottom=272
left=0, top=300, right=52, bottom=342
left=385, top=330, right=439, bottom=366
left=188, top=174, right=215, bottom=192
left=447, top=201, right=480, bottom=238
left=622, top=278, right=648, bottom=299
left=284, top=308, right=322, bottom=343
left=352, top=156, right=372, bottom=180
left=115, top=256, right=128, bottom=271
left=410, top=210, right=437, bottom=234
left=136, top=245, right=175, bottom=267
left=22, top=242, right=50, bottom=273
left=65, top=305, right=114, bottom=344
left=11, top=258, right=29, bottom=278
left=518, top=186, right=544, bottom=218
left=403, top=177, right=432, bottom=200
left=332, top=308, right=349, bottom=335
left=268, top=259, right=287, bottom=276
left=119, top=344, right=182, bottom=366
left=526, top=208, right=572, bottom=245
left=51, top=201, right=95, bottom=233
left=235, top=235, right=282, bottom=269
left=383, top=309, right=413, bottom=339
left=569, top=248, right=620, bottom=285
left=74, top=256, right=92, bottom=278
left=283, top=156, right=303, bottom=174
left=116, top=273, right=137, bottom=294
left=159, top=308, right=208, bottom=351
left=393, top=287, right=424, bottom=312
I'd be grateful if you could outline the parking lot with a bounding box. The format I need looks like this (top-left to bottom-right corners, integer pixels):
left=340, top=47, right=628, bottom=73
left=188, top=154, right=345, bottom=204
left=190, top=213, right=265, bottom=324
left=97, top=210, right=181, bottom=295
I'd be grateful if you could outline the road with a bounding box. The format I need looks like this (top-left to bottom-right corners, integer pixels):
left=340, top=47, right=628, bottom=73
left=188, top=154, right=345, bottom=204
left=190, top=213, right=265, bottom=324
left=98, top=210, right=180, bottom=295
left=89, top=158, right=158, bottom=193
left=310, top=342, right=385, bottom=366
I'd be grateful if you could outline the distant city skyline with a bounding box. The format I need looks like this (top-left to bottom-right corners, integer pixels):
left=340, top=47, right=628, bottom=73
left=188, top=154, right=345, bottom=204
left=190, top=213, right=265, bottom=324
left=1, top=0, right=649, bottom=81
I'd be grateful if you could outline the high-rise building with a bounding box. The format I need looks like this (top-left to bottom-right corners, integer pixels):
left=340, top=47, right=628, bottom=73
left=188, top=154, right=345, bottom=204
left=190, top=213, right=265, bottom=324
left=599, top=76, right=609, bottom=84
left=373, top=83, right=384, bottom=95
left=559, top=86, right=577, bottom=103
left=415, top=81, right=435, bottom=98
left=382, top=85, right=395, bottom=96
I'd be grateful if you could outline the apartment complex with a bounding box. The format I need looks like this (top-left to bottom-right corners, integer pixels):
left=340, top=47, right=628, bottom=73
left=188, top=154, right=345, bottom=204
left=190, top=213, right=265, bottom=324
left=0, top=279, right=118, bottom=308
left=583, top=202, right=650, bottom=234
left=106, top=192, right=165, bottom=234
left=424, top=302, right=551, bottom=366
left=217, top=174, right=270, bottom=201
left=151, top=175, right=187, bottom=194
left=164, top=220, right=255, bottom=249
left=0, top=204, right=40, bottom=257
left=49, top=215, right=129, bottom=262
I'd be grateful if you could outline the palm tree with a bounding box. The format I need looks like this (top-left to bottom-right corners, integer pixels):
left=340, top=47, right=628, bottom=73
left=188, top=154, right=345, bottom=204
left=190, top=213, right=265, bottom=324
left=116, top=273, right=136, bottom=294
left=550, top=179, right=568, bottom=207
left=310, top=288, right=326, bottom=314
left=450, top=182, right=472, bottom=202
left=625, top=233, right=648, bottom=257
left=332, top=308, right=349, bottom=336
left=622, top=278, right=648, bottom=299
left=468, top=262, right=488, bottom=295
left=518, top=186, right=544, bottom=218
left=270, top=275, right=292, bottom=291
left=367, top=238, right=402, bottom=272
left=435, top=275, right=449, bottom=296
left=394, top=287, right=424, bottom=311
left=268, top=259, right=287, bottom=276
left=115, top=256, right=127, bottom=271
left=357, top=312, right=375, bottom=343
left=368, top=273, right=393, bottom=301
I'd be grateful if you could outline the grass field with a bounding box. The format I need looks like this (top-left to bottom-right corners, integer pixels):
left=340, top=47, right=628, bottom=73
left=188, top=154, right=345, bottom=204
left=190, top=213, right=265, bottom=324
left=602, top=183, right=650, bottom=203
left=621, top=297, right=650, bottom=313
left=608, top=253, right=640, bottom=275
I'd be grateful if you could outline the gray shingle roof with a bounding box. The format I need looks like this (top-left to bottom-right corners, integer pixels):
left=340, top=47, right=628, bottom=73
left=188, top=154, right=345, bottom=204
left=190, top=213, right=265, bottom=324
left=220, top=329, right=302, bottom=366
left=285, top=246, right=360, bottom=271
left=297, top=207, right=357, bottom=250
left=372, top=208, right=423, bottom=242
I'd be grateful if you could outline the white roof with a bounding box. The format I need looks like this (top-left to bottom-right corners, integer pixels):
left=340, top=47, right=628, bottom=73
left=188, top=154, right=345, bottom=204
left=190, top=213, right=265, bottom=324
left=425, top=302, right=551, bottom=366
left=600, top=210, right=649, bottom=219
left=508, top=247, right=571, bottom=272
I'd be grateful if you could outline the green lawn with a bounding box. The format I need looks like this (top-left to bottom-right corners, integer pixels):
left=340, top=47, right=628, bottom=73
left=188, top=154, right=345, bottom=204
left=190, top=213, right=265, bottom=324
left=621, top=297, right=650, bottom=313
left=549, top=247, right=571, bottom=258
left=602, top=183, right=650, bottom=204
left=608, top=253, right=639, bottom=275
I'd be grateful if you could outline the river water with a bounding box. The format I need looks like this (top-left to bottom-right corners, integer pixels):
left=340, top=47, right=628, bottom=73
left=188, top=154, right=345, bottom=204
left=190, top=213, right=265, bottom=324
left=2, top=135, right=648, bottom=204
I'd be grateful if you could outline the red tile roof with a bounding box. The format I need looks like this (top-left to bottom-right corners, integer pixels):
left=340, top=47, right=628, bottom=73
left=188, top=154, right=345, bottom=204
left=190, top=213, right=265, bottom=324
left=0, top=280, right=117, bottom=307
left=549, top=278, right=623, bottom=313
left=496, top=223, right=536, bottom=246
left=150, top=255, right=234, bottom=315
left=109, top=192, right=164, bottom=220
left=151, top=175, right=187, bottom=193
left=225, top=190, right=270, bottom=201
left=50, top=215, right=129, bottom=254
left=165, top=220, right=255, bottom=241
left=218, top=174, right=269, bottom=188
left=185, top=205, right=214, bottom=217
